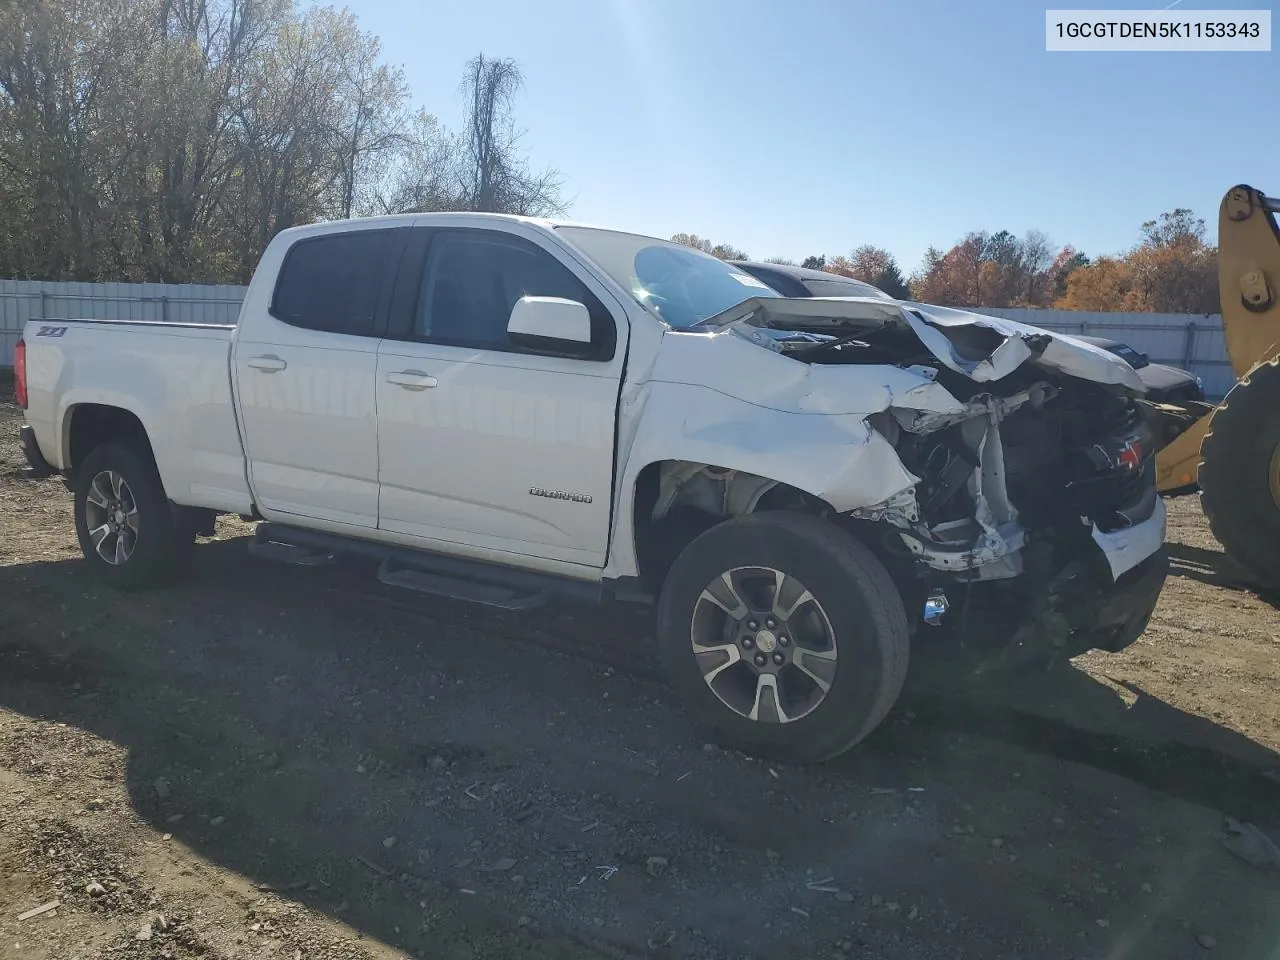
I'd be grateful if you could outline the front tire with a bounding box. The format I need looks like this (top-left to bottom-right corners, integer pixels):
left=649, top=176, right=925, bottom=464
left=74, top=443, right=194, bottom=590
left=656, top=513, right=910, bottom=764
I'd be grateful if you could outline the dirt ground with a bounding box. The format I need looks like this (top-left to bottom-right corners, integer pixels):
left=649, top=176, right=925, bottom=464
left=2, top=394, right=1278, bottom=960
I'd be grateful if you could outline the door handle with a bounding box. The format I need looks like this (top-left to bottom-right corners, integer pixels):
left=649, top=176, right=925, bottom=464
left=386, top=370, right=438, bottom=390
left=246, top=354, right=287, bottom=373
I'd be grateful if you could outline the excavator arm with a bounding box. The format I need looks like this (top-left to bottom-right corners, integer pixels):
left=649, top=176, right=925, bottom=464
left=1173, top=185, right=1280, bottom=589
left=1218, top=186, right=1280, bottom=376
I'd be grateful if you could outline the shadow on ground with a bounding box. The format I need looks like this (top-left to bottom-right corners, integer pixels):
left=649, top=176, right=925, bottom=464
left=2, top=538, right=1278, bottom=959
left=1167, top=541, right=1280, bottom=606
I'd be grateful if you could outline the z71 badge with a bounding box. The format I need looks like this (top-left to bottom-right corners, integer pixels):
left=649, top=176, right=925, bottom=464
left=35, top=325, right=67, bottom=338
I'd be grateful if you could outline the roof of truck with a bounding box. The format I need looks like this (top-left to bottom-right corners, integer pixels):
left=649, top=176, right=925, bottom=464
left=271, top=211, right=675, bottom=246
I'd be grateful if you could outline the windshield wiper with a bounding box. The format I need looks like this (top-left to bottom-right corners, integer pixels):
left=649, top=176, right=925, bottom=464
left=782, top=334, right=872, bottom=356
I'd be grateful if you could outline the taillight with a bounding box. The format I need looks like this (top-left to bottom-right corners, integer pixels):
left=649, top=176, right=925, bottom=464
left=14, top=338, right=27, bottom=408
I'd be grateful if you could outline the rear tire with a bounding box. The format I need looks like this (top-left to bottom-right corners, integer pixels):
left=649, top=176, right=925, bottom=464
left=74, top=443, right=194, bottom=591
left=1199, top=358, right=1280, bottom=591
left=656, top=512, right=910, bottom=764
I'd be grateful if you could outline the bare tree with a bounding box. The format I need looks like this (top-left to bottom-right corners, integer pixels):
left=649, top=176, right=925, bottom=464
left=457, top=54, right=564, bottom=216
left=369, top=110, right=460, bottom=214
left=322, top=8, right=411, bottom=218
left=670, top=233, right=748, bottom=261
left=0, top=2, right=568, bottom=282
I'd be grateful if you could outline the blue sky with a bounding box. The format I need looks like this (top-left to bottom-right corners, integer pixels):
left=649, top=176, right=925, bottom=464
left=349, top=0, right=1276, bottom=272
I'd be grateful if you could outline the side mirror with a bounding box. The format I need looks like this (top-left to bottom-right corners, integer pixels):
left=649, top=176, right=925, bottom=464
left=507, top=296, right=592, bottom=351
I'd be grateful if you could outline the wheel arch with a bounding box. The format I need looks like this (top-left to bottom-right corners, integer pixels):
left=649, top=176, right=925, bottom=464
left=62, top=402, right=158, bottom=479
left=627, top=458, right=835, bottom=594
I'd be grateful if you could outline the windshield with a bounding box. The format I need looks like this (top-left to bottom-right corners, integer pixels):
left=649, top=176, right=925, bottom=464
left=1106, top=343, right=1150, bottom=369
left=556, top=226, right=781, bottom=328
left=802, top=277, right=893, bottom=300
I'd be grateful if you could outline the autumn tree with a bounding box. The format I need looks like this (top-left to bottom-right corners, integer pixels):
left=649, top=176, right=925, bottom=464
left=1055, top=256, right=1133, bottom=311
left=1127, top=209, right=1218, bottom=312
left=911, top=233, right=987, bottom=306
left=1126, top=241, right=1218, bottom=313
left=911, top=230, right=1068, bottom=308
left=846, top=245, right=909, bottom=299
left=1053, top=209, right=1217, bottom=313
left=908, top=247, right=943, bottom=298
left=1141, top=208, right=1205, bottom=248
left=1044, top=246, right=1089, bottom=304
left=808, top=245, right=910, bottom=298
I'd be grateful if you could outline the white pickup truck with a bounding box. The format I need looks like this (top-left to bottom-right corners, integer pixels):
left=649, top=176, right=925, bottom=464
left=14, top=213, right=1169, bottom=762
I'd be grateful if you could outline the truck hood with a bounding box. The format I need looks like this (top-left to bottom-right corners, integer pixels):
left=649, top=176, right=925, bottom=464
left=698, top=296, right=1146, bottom=392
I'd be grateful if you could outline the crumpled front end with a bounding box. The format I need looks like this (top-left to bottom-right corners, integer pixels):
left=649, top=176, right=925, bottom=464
left=629, top=293, right=1168, bottom=657
left=700, top=294, right=1166, bottom=589
left=866, top=372, right=1163, bottom=585
left=846, top=362, right=1167, bottom=663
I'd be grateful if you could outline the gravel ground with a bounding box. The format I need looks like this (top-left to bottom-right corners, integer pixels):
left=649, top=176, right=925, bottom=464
left=1, top=393, right=1278, bottom=960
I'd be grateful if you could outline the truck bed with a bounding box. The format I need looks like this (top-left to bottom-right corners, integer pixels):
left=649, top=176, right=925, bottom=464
left=21, top=317, right=252, bottom=513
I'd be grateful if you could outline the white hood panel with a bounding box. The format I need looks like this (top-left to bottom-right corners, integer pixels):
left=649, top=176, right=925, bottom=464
left=707, top=296, right=1146, bottom=393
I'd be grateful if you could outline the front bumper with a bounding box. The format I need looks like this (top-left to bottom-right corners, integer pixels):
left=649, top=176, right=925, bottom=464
left=19, top=424, right=56, bottom=478
left=1030, top=528, right=1169, bottom=661
left=1067, top=547, right=1169, bottom=654
left=986, top=501, right=1169, bottom=666
left=1091, top=494, right=1166, bottom=580
left=1061, top=496, right=1169, bottom=656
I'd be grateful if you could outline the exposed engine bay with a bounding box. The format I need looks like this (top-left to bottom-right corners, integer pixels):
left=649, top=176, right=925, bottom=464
left=671, top=296, right=1163, bottom=588
left=769, top=308, right=1157, bottom=583
left=872, top=370, right=1156, bottom=581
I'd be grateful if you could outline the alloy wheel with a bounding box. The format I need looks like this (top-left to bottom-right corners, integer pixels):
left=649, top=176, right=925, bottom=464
left=689, top=566, right=838, bottom=724
left=84, top=469, right=139, bottom=565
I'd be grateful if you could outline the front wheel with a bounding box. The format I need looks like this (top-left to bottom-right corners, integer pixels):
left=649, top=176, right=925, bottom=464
left=656, top=513, right=910, bottom=764
left=74, top=443, right=194, bottom=590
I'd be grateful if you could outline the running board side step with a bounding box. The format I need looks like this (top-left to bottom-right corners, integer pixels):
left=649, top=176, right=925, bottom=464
left=376, top=559, right=548, bottom=609
left=248, top=522, right=602, bottom=608
left=249, top=531, right=337, bottom=567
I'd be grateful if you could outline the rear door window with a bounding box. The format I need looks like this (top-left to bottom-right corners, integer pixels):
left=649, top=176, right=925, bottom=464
left=271, top=229, right=400, bottom=336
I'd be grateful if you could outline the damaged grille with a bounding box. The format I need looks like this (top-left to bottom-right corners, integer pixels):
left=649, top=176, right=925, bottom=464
left=1003, top=391, right=1156, bottom=533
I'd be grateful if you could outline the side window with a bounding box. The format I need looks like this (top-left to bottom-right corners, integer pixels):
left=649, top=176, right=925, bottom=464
left=271, top=229, right=396, bottom=335
left=415, top=231, right=616, bottom=360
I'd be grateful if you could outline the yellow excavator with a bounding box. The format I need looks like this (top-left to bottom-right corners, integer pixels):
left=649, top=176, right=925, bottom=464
left=1153, top=184, right=1280, bottom=590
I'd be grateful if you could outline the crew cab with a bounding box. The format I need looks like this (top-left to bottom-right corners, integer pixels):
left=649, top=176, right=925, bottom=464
left=13, top=214, right=1169, bottom=763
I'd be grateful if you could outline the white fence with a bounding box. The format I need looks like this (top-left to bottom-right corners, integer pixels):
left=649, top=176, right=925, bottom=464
left=0, top=280, right=1235, bottom=399
left=0, top=279, right=246, bottom=366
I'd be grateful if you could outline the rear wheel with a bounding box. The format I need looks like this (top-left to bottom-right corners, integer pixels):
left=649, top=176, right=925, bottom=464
left=1199, top=358, right=1280, bottom=591
left=656, top=512, right=910, bottom=764
left=74, top=443, right=194, bottom=590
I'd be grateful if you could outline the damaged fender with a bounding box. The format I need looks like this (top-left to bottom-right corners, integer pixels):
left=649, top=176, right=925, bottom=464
left=605, top=325, right=994, bottom=580
left=605, top=296, right=1158, bottom=585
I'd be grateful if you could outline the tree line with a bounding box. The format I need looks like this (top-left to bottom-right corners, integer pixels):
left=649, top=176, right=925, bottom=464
left=3, top=0, right=1219, bottom=317
left=0, top=0, right=563, bottom=283
left=673, top=208, right=1221, bottom=314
